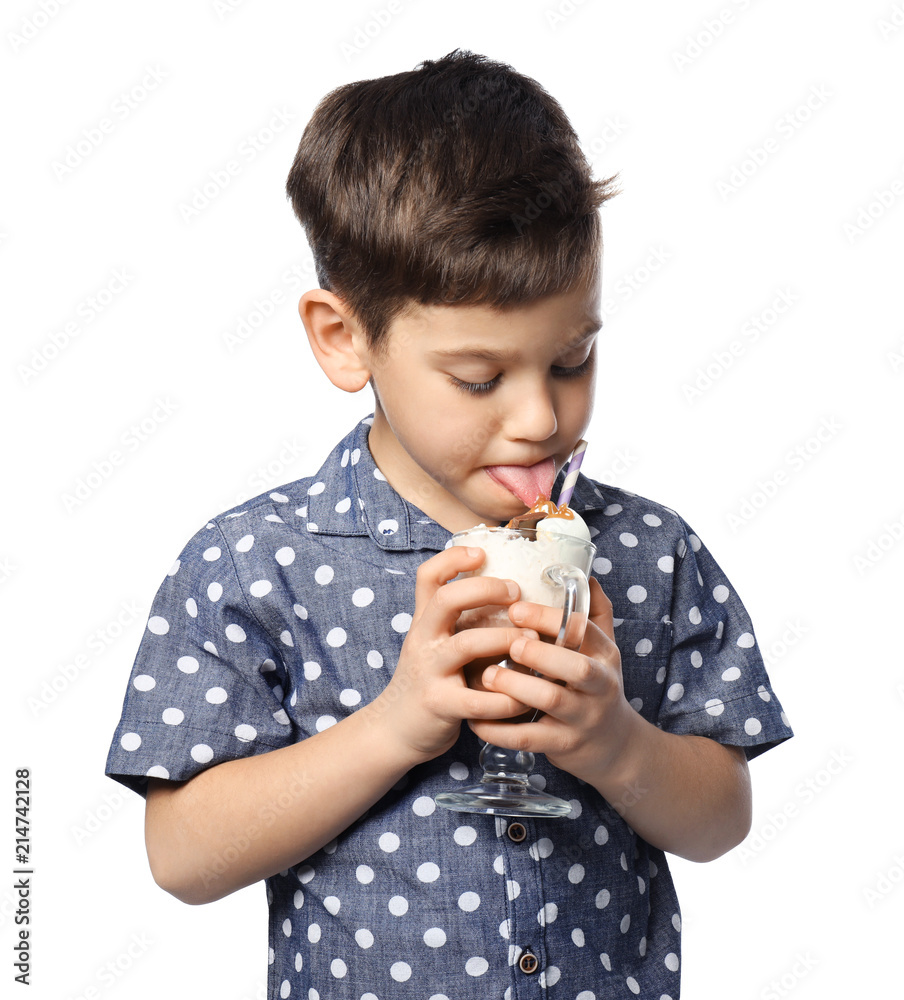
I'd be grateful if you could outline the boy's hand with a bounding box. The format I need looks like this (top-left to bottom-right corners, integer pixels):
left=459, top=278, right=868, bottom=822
left=370, top=546, right=538, bottom=762
left=467, top=576, right=637, bottom=784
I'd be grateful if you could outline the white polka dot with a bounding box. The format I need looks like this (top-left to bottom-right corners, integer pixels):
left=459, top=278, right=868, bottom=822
left=454, top=826, right=477, bottom=846
left=177, top=655, right=199, bottom=674
left=378, top=519, right=399, bottom=535
left=595, top=889, right=610, bottom=909
left=499, top=919, right=511, bottom=939
left=620, top=914, right=631, bottom=933
left=133, top=674, right=156, bottom=691
left=356, top=865, right=374, bottom=884
left=449, top=762, right=469, bottom=780
left=334, top=497, right=352, bottom=513
left=713, top=584, right=730, bottom=603
left=185, top=598, right=198, bottom=618
left=202, top=546, right=221, bottom=561
left=279, top=630, right=293, bottom=647
left=737, top=631, right=755, bottom=648
left=303, top=661, right=321, bottom=680
left=330, top=958, right=347, bottom=978
left=207, top=582, right=223, bottom=601
left=307, top=923, right=321, bottom=943
left=352, top=587, right=374, bottom=607
left=657, top=555, right=674, bottom=573
left=600, top=953, right=612, bottom=971
left=506, top=881, right=521, bottom=900
left=705, top=698, right=725, bottom=716
left=594, top=824, right=609, bottom=845
left=147, top=616, right=169, bottom=635
left=568, top=864, right=585, bottom=883
left=722, top=666, right=741, bottom=681
left=236, top=534, right=254, bottom=552
left=293, top=889, right=304, bottom=909
left=665, top=952, right=680, bottom=971
left=688, top=606, right=702, bottom=625
left=413, top=796, right=436, bottom=816
left=355, top=928, right=374, bottom=948
left=528, top=837, right=554, bottom=860
left=593, top=556, right=612, bottom=575
left=417, top=862, right=440, bottom=883
left=672, top=913, right=682, bottom=931
left=465, top=957, right=488, bottom=977
left=573, top=929, right=586, bottom=948
left=373, top=466, right=386, bottom=481
left=604, top=504, right=622, bottom=516
left=314, top=565, right=334, bottom=585
left=391, top=612, right=412, bottom=633
left=225, top=623, right=246, bottom=643
left=120, top=732, right=141, bottom=752
left=307, top=481, right=326, bottom=496
left=390, top=961, right=412, bottom=982
left=367, top=650, right=383, bottom=668
left=745, top=717, right=762, bottom=735
left=691, top=650, right=703, bottom=668
left=643, top=513, right=662, bottom=526
left=758, top=685, right=772, bottom=701
left=424, top=927, right=447, bottom=948
left=627, top=585, right=647, bottom=604
left=379, top=832, right=400, bottom=853
left=667, top=683, right=685, bottom=702
left=162, top=708, right=183, bottom=725
left=279, top=981, right=290, bottom=998
left=541, top=966, right=561, bottom=987
left=275, top=547, right=295, bottom=566
left=235, top=724, right=257, bottom=742
left=627, top=976, right=640, bottom=995
left=619, top=532, right=638, bottom=547
left=388, top=895, right=408, bottom=916
left=167, top=559, right=181, bottom=576
left=339, top=689, right=361, bottom=707
left=635, top=638, right=653, bottom=656
left=282, top=918, right=292, bottom=937
left=294, top=604, right=308, bottom=619
left=315, top=716, right=336, bottom=731
left=538, top=902, right=558, bottom=925
left=191, top=744, right=213, bottom=763
left=146, top=765, right=169, bottom=778
left=326, top=628, right=347, bottom=647
left=206, top=687, right=228, bottom=704
left=324, top=896, right=341, bottom=915
left=249, top=580, right=272, bottom=597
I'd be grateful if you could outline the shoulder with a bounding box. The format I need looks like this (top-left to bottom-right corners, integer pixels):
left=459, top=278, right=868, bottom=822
left=576, top=475, right=694, bottom=550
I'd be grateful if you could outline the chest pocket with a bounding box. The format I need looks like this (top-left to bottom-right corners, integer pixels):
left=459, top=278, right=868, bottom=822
left=613, top=619, right=672, bottom=724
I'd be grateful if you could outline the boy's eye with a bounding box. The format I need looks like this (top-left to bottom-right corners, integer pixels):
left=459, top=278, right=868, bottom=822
left=448, top=355, right=593, bottom=396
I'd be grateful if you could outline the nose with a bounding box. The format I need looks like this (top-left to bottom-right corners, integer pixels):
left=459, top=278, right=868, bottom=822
left=503, top=377, right=558, bottom=442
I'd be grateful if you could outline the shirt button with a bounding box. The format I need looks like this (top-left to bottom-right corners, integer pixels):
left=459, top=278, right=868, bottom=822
left=518, top=950, right=539, bottom=974
left=507, top=822, right=527, bottom=843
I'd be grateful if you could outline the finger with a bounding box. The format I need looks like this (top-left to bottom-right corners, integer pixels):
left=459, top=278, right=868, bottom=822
left=479, top=664, right=578, bottom=724
left=588, top=577, right=614, bottom=639
left=414, top=545, right=486, bottom=612
left=506, top=637, right=611, bottom=695
left=445, top=686, right=532, bottom=722
left=506, top=600, right=563, bottom=637
left=423, top=574, right=522, bottom=636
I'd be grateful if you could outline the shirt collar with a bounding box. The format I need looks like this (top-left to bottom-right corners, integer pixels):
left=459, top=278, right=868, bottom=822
left=305, top=416, right=613, bottom=552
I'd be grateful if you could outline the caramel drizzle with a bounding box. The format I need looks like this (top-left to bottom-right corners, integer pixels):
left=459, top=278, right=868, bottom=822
left=505, top=496, right=576, bottom=530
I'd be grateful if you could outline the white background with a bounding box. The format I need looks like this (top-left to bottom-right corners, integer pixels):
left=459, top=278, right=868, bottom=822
left=3, top=1, right=903, bottom=997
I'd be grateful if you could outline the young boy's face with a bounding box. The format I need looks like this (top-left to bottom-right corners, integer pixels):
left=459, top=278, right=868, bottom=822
left=362, top=279, right=601, bottom=533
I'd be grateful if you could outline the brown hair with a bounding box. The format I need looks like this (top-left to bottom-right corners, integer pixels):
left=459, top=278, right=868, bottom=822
left=286, top=50, right=617, bottom=349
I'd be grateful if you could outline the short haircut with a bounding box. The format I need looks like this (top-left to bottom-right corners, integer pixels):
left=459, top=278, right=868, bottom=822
left=286, top=49, right=618, bottom=349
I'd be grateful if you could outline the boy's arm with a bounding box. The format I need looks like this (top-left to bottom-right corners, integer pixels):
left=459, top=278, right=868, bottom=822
left=145, top=545, right=535, bottom=905
left=470, top=578, right=752, bottom=863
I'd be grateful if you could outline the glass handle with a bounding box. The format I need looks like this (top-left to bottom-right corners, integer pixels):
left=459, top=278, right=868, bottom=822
left=543, top=563, right=590, bottom=651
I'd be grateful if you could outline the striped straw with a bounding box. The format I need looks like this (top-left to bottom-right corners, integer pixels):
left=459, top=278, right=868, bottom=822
left=557, top=439, right=587, bottom=508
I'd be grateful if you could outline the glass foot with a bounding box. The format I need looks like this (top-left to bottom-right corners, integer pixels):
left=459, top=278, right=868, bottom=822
left=434, top=777, right=573, bottom=818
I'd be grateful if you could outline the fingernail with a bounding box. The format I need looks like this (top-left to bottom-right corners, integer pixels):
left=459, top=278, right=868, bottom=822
left=466, top=547, right=482, bottom=558
left=483, top=665, right=498, bottom=686
left=510, top=638, right=526, bottom=660
left=509, top=602, right=525, bottom=621
left=505, top=581, right=520, bottom=600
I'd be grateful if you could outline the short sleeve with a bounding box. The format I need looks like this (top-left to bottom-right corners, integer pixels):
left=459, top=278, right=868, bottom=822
left=104, top=521, right=295, bottom=796
left=655, top=521, right=793, bottom=759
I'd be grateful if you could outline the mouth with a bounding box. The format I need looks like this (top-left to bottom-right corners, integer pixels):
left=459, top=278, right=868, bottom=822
left=485, top=457, right=557, bottom=507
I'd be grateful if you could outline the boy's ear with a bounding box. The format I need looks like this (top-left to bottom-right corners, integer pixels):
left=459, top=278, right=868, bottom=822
left=298, top=289, right=372, bottom=393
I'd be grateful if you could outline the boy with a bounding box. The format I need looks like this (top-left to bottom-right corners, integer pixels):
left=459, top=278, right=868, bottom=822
left=105, top=51, right=792, bottom=998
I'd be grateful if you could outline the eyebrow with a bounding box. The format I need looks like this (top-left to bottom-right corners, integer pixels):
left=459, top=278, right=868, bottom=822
left=431, top=324, right=601, bottom=362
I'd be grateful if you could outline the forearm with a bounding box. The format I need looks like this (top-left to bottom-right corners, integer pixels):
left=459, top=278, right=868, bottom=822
left=585, top=709, right=752, bottom=863
left=145, top=701, right=420, bottom=904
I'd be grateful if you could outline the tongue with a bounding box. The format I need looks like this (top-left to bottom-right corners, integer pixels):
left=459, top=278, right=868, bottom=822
left=486, top=458, right=556, bottom=507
